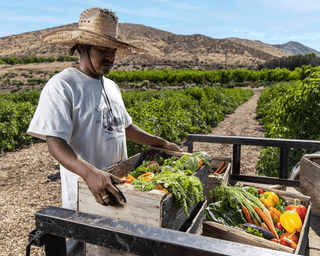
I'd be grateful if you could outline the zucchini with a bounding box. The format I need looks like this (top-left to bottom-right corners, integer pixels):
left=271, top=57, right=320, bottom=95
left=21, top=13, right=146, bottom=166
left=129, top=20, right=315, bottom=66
left=241, top=223, right=275, bottom=240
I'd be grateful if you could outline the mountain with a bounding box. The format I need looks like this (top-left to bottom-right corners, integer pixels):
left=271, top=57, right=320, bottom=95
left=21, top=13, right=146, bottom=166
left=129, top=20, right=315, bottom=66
left=271, top=41, right=320, bottom=57
left=0, top=23, right=296, bottom=68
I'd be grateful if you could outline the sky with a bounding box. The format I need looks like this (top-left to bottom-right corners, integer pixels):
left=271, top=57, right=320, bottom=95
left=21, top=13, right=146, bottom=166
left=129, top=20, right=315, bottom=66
left=1, top=0, right=320, bottom=51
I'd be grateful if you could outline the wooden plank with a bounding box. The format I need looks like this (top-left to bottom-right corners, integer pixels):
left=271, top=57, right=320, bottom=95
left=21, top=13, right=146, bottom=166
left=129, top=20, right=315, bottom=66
left=295, top=202, right=312, bottom=255
left=300, top=154, right=320, bottom=216
left=103, top=152, right=144, bottom=178
left=203, top=221, right=294, bottom=253
left=78, top=180, right=161, bottom=227
left=206, top=163, right=231, bottom=201
left=185, top=200, right=207, bottom=235
left=160, top=165, right=210, bottom=230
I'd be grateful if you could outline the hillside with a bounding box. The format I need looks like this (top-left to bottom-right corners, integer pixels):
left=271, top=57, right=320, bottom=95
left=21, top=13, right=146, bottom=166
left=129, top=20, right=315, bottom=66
left=0, top=23, right=295, bottom=69
left=271, top=41, right=320, bottom=57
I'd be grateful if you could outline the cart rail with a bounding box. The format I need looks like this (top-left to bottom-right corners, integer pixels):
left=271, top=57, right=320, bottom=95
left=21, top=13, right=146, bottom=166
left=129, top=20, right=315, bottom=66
left=29, top=206, right=299, bottom=256
left=184, top=135, right=320, bottom=187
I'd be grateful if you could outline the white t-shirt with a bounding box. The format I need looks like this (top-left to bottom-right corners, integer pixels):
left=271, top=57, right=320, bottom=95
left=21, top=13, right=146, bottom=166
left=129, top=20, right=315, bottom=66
left=27, top=68, right=132, bottom=210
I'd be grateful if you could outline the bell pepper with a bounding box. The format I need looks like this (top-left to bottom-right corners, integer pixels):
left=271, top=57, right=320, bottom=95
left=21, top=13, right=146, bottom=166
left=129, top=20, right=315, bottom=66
left=279, top=211, right=302, bottom=233
left=260, top=192, right=280, bottom=208
left=280, top=232, right=298, bottom=244
left=286, top=199, right=307, bottom=223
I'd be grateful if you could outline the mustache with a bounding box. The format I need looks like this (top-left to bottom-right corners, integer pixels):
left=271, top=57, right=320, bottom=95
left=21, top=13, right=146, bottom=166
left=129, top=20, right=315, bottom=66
left=102, top=60, right=114, bottom=66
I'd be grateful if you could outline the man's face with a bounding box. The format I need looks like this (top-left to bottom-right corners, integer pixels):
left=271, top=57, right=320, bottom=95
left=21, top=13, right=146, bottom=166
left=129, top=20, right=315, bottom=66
left=89, top=45, right=117, bottom=76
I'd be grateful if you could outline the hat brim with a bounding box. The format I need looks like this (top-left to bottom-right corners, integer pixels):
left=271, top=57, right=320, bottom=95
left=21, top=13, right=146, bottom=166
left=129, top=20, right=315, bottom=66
left=41, top=28, right=148, bottom=56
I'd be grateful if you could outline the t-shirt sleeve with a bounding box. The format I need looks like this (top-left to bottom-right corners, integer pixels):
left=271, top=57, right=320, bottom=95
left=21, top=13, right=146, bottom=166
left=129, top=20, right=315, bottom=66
left=27, top=78, right=73, bottom=142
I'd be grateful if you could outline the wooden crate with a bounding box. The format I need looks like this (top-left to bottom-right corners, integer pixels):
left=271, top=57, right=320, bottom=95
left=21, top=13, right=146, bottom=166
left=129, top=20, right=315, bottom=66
left=203, top=185, right=312, bottom=255
left=178, top=199, right=207, bottom=235
left=300, top=154, right=320, bottom=215
left=78, top=147, right=212, bottom=255
left=205, top=158, right=231, bottom=201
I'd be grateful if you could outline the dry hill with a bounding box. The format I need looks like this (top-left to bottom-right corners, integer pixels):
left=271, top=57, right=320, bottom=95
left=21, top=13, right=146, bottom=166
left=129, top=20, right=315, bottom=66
left=0, top=23, right=295, bottom=69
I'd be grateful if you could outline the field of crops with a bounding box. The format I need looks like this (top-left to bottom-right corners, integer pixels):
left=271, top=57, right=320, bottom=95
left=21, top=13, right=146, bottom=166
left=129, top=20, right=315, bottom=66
left=255, top=67, right=320, bottom=176
left=1, top=65, right=319, bottom=177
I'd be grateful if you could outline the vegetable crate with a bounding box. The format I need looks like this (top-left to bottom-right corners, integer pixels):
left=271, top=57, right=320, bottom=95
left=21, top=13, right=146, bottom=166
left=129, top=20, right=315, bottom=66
left=300, top=154, right=320, bottom=216
left=78, top=147, right=211, bottom=255
left=203, top=185, right=312, bottom=255
left=205, top=158, right=231, bottom=200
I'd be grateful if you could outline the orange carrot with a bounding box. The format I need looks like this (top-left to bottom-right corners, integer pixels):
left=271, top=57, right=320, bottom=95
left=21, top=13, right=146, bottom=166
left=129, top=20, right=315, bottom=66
left=242, top=206, right=253, bottom=223
left=268, top=207, right=282, bottom=218
left=217, top=164, right=228, bottom=175
left=253, top=218, right=260, bottom=226
left=213, top=161, right=225, bottom=174
left=156, top=184, right=164, bottom=190
left=261, top=223, right=269, bottom=231
left=254, top=206, right=279, bottom=240
left=270, top=211, right=279, bottom=223
left=263, top=209, right=275, bottom=228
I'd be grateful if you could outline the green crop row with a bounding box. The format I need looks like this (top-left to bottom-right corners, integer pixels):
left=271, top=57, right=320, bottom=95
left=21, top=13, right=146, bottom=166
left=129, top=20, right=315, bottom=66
left=0, top=55, right=78, bottom=65
left=123, top=86, right=254, bottom=156
left=255, top=67, right=320, bottom=177
left=106, top=65, right=317, bottom=85
left=0, top=86, right=254, bottom=154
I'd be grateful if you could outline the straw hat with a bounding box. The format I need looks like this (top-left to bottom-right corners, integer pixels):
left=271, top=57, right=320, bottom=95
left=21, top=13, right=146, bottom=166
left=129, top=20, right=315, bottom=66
left=40, top=8, right=148, bottom=56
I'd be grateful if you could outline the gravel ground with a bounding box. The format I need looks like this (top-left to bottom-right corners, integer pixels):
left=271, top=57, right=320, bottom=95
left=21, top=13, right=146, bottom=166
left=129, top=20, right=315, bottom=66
left=0, top=88, right=264, bottom=255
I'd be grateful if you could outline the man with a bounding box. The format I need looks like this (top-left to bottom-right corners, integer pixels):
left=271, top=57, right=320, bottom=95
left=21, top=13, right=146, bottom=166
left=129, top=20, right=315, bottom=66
left=27, top=8, right=181, bottom=255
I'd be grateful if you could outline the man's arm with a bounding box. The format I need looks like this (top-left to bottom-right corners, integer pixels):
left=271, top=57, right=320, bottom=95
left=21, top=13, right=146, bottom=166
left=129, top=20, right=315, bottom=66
left=46, top=136, right=125, bottom=205
left=125, top=124, right=182, bottom=151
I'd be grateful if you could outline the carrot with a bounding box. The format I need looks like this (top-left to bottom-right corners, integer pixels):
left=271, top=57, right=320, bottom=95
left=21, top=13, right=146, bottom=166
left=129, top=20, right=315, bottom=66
left=213, top=161, right=225, bottom=174
left=242, top=206, right=253, bottom=223
left=268, top=207, right=282, bottom=218
left=261, top=223, right=269, bottom=231
left=254, top=206, right=279, bottom=240
left=253, top=218, right=260, bottom=226
left=263, top=209, right=274, bottom=227
left=270, top=211, right=279, bottom=223
left=156, top=184, right=164, bottom=190
left=217, top=164, right=228, bottom=175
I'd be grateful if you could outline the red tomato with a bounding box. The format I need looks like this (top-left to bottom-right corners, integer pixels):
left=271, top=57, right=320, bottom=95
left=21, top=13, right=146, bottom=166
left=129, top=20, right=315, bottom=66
left=276, top=222, right=284, bottom=230
left=258, top=189, right=264, bottom=195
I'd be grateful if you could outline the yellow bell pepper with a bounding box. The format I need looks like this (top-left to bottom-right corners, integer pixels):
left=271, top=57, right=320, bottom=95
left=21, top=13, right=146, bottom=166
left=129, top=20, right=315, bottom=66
left=279, top=211, right=302, bottom=233
left=260, top=191, right=280, bottom=208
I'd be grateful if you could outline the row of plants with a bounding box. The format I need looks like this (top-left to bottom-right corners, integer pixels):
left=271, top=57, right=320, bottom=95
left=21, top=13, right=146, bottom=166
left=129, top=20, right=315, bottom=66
left=255, top=67, right=320, bottom=177
left=0, top=55, right=78, bottom=65
left=123, top=86, right=254, bottom=156
left=106, top=65, right=316, bottom=86
left=0, top=86, right=254, bottom=154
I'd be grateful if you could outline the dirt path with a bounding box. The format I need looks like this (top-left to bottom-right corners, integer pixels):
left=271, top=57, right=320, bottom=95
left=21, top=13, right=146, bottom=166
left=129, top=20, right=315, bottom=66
left=182, top=88, right=265, bottom=175
left=0, top=88, right=265, bottom=255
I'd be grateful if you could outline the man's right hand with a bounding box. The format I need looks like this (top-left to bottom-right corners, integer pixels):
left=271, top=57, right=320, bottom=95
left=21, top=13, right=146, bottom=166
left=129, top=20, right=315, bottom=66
left=46, top=136, right=126, bottom=206
left=83, top=167, right=126, bottom=206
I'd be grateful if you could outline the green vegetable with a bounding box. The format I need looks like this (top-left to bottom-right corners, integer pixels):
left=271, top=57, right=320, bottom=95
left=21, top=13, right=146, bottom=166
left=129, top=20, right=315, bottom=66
left=246, top=226, right=264, bottom=238
left=205, top=200, right=246, bottom=227
left=192, top=152, right=212, bottom=166
left=275, top=197, right=287, bottom=214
